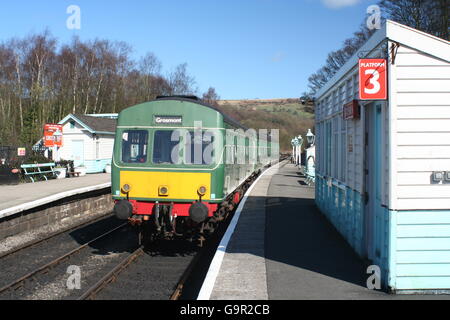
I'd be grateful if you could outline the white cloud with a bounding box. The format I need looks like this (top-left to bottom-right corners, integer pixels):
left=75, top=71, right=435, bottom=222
left=271, top=52, right=285, bottom=63
left=321, top=0, right=361, bottom=9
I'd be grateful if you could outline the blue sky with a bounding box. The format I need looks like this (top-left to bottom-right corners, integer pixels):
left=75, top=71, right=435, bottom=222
left=0, top=0, right=374, bottom=99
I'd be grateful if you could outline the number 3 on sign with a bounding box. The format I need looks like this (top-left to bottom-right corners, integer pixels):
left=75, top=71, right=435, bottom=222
left=364, top=69, right=380, bottom=94
left=359, top=59, right=387, bottom=100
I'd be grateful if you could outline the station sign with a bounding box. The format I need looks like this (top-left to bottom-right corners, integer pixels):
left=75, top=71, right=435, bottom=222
left=343, top=100, right=360, bottom=120
left=17, top=148, right=26, bottom=157
left=44, top=124, right=63, bottom=147
left=154, top=116, right=183, bottom=125
left=359, top=59, right=387, bottom=100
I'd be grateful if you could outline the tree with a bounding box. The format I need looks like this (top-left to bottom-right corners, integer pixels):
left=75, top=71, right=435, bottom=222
left=0, top=31, right=204, bottom=147
left=306, top=20, right=376, bottom=95
left=379, top=0, right=449, bottom=40
left=139, top=52, right=163, bottom=101
left=168, top=63, right=197, bottom=96
left=202, top=87, right=220, bottom=107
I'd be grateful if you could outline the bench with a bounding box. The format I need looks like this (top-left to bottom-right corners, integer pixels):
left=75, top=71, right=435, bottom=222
left=21, top=163, right=57, bottom=183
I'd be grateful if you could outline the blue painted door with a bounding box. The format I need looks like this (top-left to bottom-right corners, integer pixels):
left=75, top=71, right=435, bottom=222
left=72, top=140, right=84, bottom=167
left=364, top=103, right=383, bottom=261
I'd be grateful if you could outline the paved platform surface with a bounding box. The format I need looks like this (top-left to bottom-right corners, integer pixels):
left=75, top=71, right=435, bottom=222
left=201, top=162, right=450, bottom=300
left=0, top=174, right=111, bottom=218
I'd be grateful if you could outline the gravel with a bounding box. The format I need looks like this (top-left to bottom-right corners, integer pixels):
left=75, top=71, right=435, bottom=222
left=0, top=215, right=130, bottom=299
left=0, top=211, right=112, bottom=255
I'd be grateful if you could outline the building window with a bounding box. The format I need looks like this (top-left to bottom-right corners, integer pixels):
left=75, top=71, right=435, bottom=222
left=339, top=85, right=345, bottom=104
left=346, top=79, right=353, bottom=101
left=340, top=117, right=346, bottom=182
left=70, top=121, right=75, bottom=129
left=326, top=121, right=332, bottom=176
left=333, top=117, right=339, bottom=178
left=353, top=74, right=359, bottom=99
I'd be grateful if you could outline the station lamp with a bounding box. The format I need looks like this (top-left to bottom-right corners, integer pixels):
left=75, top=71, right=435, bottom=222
left=306, top=129, right=315, bottom=146
left=297, top=135, right=303, bottom=147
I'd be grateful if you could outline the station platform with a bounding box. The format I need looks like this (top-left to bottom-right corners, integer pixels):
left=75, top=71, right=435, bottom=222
left=0, top=174, right=111, bottom=219
left=198, top=162, right=438, bottom=300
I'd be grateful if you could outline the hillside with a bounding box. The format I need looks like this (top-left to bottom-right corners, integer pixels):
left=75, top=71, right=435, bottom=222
left=215, top=98, right=315, bottom=152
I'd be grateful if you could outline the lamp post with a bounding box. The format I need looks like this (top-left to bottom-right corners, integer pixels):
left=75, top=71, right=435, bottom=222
left=293, top=137, right=299, bottom=164
left=291, top=138, right=296, bottom=163
left=305, top=129, right=316, bottom=182
left=296, top=135, right=303, bottom=166
left=306, top=129, right=315, bottom=146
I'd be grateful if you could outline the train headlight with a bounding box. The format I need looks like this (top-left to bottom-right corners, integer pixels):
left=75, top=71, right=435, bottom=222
left=122, top=184, right=131, bottom=193
left=197, top=186, right=207, bottom=196
left=159, top=185, right=169, bottom=196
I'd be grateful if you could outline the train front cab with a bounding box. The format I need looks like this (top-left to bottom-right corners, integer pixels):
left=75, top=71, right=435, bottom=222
left=111, top=100, right=229, bottom=236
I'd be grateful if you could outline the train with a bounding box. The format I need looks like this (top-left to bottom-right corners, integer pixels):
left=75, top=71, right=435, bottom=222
left=111, top=96, right=278, bottom=245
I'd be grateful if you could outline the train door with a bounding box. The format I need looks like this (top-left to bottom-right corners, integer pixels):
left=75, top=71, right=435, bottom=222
left=364, top=102, right=383, bottom=261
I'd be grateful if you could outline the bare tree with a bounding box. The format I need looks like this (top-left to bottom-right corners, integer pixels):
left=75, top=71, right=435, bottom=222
left=0, top=31, right=204, bottom=146
left=168, top=63, right=197, bottom=96
left=202, top=87, right=220, bottom=107
left=306, top=20, right=376, bottom=95
left=139, top=52, right=164, bottom=101
left=379, top=0, right=449, bottom=40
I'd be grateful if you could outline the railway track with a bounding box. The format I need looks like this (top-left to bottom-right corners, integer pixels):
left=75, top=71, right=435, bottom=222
left=0, top=222, right=129, bottom=299
left=82, top=162, right=285, bottom=300
left=0, top=212, right=116, bottom=260
left=78, top=246, right=144, bottom=300
left=1, top=160, right=286, bottom=300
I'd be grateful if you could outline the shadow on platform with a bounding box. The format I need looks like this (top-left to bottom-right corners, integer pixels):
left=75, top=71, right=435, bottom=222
left=264, top=194, right=369, bottom=289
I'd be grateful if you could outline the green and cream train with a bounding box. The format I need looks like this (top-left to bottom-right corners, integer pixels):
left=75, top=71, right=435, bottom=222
left=112, top=96, right=278, bottom=242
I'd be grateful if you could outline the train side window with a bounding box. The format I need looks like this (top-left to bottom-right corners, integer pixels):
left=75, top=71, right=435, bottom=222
left=185, top=131, right=215, bottom=165
left=122, top=130, right=148, bottom=163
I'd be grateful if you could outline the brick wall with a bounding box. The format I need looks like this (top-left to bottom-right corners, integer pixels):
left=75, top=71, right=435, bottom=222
left=0, top=188, right=114, bottom=240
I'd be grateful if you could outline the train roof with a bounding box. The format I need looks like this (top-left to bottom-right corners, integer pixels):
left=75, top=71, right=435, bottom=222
left=154, top=96, right=247, bottom=130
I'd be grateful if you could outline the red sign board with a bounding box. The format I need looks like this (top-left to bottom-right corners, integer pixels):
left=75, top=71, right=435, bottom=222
left=343, top=100, right=360, bottom=120
left=359, top=59, right=387, bottom=100
left=17, top=148, right=26, bottom=156
left=44, top=124, right=63, bottom=147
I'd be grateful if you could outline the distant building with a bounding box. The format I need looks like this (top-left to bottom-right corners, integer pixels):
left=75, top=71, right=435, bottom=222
left=35, top=114, right=117, bottom=173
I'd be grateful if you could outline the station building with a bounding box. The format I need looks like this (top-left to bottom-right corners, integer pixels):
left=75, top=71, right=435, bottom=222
left=35, top=114, right=117, bottom=173
left=314, top=20, right=450, bottom=293
left=58, top=114, right=117, bottom=173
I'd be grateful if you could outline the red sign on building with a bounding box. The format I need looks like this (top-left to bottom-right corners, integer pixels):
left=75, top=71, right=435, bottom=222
left=343, top=100, right=360, bottom=120
left=359, top=59, right=387, bottom=100
left=44, top=124, right=63, bottom=147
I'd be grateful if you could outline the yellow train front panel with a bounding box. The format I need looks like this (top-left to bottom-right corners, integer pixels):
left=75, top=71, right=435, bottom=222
left=120, top=171, right=211, bottom=201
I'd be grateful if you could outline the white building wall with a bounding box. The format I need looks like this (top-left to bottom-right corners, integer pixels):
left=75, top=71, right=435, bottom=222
left=98, top=135, right=114, bottom=160
left=391, top=44, right=450, bottom=210
left=316, top=68, right=373, bottom=196
left=59, top=121, right=91, bottom=162
left=59, top=120, right=114, bottom=164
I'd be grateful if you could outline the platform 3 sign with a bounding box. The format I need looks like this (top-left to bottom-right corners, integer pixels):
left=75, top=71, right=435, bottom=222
left=359, top=59, right=387, bottom=100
